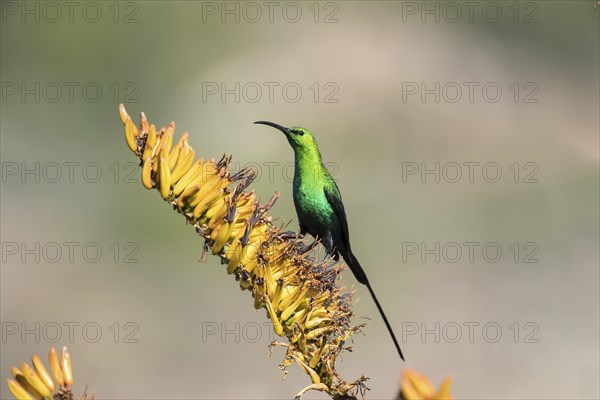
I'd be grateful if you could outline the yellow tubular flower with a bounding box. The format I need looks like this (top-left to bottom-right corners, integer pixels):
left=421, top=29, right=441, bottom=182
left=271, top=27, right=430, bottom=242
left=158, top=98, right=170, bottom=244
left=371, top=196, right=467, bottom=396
left=117, top=104, right=369, bottom=399
left=7, top=379, right=33, bottom=400
left=399, top=369, right=452, bottom=400
left=6, top=346, right=95, bottom=400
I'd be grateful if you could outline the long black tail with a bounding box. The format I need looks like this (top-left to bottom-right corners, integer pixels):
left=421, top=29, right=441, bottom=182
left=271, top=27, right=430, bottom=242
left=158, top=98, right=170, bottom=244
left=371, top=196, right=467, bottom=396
left=365, top=281, right=405, bottom=361
left=346, top=251, right=405, bottom=361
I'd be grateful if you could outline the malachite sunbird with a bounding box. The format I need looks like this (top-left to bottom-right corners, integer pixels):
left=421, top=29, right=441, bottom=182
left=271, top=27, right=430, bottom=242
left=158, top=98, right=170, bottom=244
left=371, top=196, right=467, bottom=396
left=254, top=121, right=405, bottom=361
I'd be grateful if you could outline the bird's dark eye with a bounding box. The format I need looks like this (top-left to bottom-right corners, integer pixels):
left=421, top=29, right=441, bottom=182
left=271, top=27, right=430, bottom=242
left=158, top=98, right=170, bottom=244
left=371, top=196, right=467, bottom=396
left=291, top=129, right=304, bottom=136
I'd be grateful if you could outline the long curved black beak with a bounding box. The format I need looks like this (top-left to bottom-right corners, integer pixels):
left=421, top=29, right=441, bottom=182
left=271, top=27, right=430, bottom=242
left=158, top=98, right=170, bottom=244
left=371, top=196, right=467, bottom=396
left=254, top=121, right=289, bottom=135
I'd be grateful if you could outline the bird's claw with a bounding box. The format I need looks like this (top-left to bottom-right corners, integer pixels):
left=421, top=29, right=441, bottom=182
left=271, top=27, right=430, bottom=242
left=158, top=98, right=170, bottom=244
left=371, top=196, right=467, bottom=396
left=297, top=240, right=319, bottom=255
left=277, top=230, right=304, bottom=240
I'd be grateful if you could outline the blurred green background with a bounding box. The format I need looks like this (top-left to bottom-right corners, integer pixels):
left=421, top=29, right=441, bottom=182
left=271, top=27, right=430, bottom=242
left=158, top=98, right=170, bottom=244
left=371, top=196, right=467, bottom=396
left=1, top=1, right=598, bottom=399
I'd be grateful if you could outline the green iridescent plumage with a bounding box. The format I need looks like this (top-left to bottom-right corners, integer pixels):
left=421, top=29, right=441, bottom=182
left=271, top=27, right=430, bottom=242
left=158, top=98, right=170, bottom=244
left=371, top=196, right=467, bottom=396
left=255, top=121, right=405, bottom=361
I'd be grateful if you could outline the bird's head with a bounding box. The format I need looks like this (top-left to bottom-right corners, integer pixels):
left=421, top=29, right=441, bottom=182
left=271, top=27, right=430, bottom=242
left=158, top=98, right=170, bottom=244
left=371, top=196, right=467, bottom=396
left=254, top=121, right=318, bottom=152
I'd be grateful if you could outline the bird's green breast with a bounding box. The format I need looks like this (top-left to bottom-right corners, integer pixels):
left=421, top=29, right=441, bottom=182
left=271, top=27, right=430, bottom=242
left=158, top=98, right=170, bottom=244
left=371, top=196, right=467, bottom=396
left=293, top=163, right=336, bottom=230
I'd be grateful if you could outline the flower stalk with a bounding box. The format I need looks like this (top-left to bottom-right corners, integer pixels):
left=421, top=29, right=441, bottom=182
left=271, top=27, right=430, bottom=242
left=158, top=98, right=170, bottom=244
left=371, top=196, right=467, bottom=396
left=118, top=104, right=368, bottom=399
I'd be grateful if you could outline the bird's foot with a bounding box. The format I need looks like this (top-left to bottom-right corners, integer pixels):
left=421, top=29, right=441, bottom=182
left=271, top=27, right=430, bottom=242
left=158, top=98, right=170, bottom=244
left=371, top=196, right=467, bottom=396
left=277, top=230, right=305, bottom=241
left=297, top=240, right=319, bottom=255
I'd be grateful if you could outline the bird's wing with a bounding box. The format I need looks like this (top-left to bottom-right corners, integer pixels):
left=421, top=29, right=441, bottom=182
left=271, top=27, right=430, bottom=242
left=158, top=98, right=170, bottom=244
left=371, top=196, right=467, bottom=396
left=324, top=182, right=351, bottom=252
left=325, top=178, right=370, bottom=286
